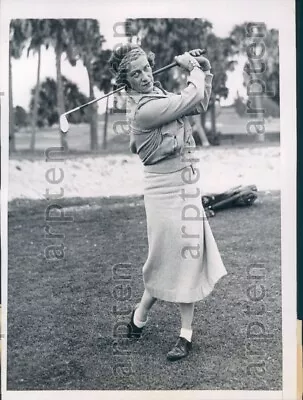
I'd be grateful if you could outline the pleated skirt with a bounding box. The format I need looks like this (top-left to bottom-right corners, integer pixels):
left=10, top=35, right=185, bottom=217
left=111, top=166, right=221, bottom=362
left=142, top=165, right=227, bottom=303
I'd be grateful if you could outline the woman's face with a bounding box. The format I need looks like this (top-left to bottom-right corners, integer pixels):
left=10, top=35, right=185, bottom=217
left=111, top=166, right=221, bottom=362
left=126, top=54, right=154, bottom=93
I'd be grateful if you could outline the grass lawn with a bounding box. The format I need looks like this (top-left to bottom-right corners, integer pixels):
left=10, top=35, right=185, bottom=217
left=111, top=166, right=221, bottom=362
left=7, top=191, right=282, bottom=391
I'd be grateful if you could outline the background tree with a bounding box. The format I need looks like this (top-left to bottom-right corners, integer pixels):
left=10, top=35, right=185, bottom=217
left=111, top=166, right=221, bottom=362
left=230, top=22, right=279, bottom=104
left=126, top=18, right=213, bottom=91
left=68, top=19, right=106, bottom=151
left=29, top=76, right=90, bottom=127
left=92, top=49, right=113, bottom=149
left=14, top=105, right=29, bottom=129
left=26, top=19, right=52, bottom=150
left=47, top=19, right=79, bottom=150
left=9, top=19, right=31, bottom=152
left=230, top=22, right=279, bottom=141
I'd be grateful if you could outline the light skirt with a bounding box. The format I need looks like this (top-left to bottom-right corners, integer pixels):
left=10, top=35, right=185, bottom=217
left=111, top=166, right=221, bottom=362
left=142, top=165, right=227, bottom=303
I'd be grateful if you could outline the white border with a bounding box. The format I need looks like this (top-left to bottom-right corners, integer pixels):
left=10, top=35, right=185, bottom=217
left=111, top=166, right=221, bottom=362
left=279, top=0, right=297, bottom=397
left=0, top=0, right=297, bottom=399
left=0, top=391, right=285, bottom=400
left=1, top=6, right=9, bottom=399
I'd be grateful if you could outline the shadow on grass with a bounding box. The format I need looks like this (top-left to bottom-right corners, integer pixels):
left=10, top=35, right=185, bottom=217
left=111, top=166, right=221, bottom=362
left=7, top=192, right=282, bottom=390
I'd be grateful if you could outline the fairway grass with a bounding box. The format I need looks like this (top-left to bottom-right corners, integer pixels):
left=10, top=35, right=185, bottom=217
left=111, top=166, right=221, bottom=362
left=7, top=192, right=281, bottom=390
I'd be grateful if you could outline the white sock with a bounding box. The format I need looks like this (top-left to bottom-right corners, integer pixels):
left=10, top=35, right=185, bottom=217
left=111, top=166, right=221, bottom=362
left=180, top=328, right=193, bottom=342
left=134, top=308, right=148, bottom=328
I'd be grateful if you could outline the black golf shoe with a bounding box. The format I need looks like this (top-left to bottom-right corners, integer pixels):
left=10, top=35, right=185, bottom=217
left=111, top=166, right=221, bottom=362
left=167, top=337, right=192, bottom=361
left=127, top=307, right=144, bottom=339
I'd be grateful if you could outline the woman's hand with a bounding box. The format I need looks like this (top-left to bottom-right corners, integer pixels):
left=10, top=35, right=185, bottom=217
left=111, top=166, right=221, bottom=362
left=189, top=49, right=205, bottom=57
left=174, top=52, right=200, bottom=72
left=189, top=49, right=211, bottom=72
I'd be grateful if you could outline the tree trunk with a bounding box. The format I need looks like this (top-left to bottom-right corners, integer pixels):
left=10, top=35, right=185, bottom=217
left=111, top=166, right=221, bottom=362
left=103, top=95, right=109, bottom=149
left=30, top=44, right=41, bottom=151
left=9, top=53, right=15, bottom=153
left=210, top=101, right=217, bottom=138
left=247, top=72, right=265, bottom=143
left=255, top=95, right=265, bottom=142
left=55, top=44, right=68, bottom=150
left=86, top=64, right=98, bottom=151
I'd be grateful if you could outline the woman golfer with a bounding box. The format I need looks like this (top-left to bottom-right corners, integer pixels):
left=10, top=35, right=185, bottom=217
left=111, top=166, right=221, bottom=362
left=109, top=44, right=227, bottom=361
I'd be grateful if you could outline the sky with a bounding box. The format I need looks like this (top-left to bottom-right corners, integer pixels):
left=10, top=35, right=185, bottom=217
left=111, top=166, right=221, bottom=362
left=10, top=1, right=283, bottom=113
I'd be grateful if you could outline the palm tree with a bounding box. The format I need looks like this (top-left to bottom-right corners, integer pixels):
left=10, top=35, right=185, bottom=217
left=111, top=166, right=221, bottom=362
left=68, top=19, right=106, bottom=151
left=26, top=19, right=51, bottom=151
left=47, top=19, right=78, bottom=151
left=91, top=49, right=113, bottom=150
left=9, top=19, right=31, bottom=152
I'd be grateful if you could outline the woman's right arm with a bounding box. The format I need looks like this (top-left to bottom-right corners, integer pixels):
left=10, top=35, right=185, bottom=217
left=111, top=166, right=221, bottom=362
left=134, top=67, right=207, bottom=131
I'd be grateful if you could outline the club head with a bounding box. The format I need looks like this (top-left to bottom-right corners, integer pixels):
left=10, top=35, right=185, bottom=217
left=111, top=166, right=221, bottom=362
left=59, top=114, right=69, bottom=133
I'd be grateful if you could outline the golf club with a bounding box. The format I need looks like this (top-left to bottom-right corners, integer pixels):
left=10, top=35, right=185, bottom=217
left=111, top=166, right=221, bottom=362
left=59, top=86, right=123, bottom=134
left=59, top=49, right=207, bottom=133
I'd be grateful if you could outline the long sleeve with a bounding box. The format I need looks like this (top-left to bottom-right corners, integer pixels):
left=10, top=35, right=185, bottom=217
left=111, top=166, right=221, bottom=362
left=134, top=68, right=207, bottom=131
left=185, top=72, right=213, bottom=115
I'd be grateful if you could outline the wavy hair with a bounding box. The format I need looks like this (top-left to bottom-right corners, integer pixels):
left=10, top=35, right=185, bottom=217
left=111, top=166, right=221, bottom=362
left=109, top=43, right=155, bottom=89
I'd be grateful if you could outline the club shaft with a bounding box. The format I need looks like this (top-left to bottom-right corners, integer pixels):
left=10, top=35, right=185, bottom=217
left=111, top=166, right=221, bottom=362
left=152, top=48, right=206, bottom=75
left=64, top=87, right=123, bottom=116
left=63, top=49, right=207, bottom=115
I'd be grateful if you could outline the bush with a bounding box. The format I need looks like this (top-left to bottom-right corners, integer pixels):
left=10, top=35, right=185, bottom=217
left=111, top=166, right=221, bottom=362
left=261, top=96, right=280, bottom=118
left=234, top=96, right=247, bottom=117
left=14, top=106, right=29, bottom=128
left=30, top=76, right=90, bottom=128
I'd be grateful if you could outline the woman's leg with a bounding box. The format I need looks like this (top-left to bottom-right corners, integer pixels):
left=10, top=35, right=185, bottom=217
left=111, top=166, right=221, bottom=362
left=167, top=302, right=195, bottom=361
left=127, top=289, right=156, bottom=338
left=135, top=289, right=157, bottom=323
left=179, top=302, right=194, bottom=340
